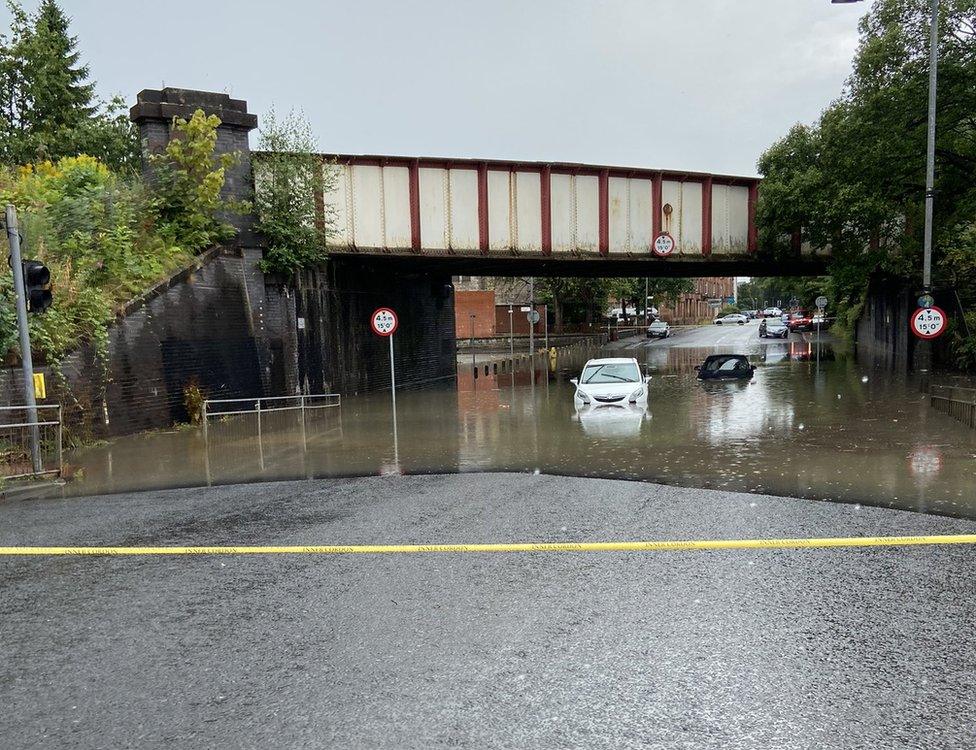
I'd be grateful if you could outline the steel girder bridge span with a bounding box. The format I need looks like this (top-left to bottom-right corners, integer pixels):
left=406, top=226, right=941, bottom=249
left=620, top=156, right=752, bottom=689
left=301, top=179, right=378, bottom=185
left=292, top=154, right=828, bottom=278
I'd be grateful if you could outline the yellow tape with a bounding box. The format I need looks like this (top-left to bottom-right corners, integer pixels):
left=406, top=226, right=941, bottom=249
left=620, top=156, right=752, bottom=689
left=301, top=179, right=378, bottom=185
left=1, top=534, right=976, bottom=556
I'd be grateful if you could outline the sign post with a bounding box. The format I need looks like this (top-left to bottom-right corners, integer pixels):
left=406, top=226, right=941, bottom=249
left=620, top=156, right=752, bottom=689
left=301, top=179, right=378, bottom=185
left=370, top=307, right=399, bottom=469
left=815, top=296, right=828, bottom=371
left=5, top=205, right=41, bottom=473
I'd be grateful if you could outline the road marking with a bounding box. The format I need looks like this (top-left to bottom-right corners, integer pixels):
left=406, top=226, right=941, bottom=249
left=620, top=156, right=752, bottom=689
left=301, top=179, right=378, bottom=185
left=2, top=535, right=976, bottom=556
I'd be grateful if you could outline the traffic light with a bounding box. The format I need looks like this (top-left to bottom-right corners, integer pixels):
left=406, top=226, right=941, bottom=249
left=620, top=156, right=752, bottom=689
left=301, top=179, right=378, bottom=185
left=23, top=260, right=52, bottom=313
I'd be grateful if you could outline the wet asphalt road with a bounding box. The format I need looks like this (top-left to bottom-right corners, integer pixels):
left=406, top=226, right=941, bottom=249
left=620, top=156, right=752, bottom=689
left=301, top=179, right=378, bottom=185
left=3, top=473, right=976, bottom=749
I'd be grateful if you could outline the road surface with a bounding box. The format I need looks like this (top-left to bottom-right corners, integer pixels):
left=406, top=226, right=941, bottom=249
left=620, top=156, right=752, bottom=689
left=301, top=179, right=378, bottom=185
left=3, top=473, right=975, bottom=749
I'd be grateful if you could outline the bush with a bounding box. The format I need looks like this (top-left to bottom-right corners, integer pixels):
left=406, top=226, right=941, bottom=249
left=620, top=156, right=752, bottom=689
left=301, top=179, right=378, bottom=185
left=254, top=109, right=335, bottom=278
left=0, top=111, right=236, bottom=378
left=718, top=304, right=741, bottom=316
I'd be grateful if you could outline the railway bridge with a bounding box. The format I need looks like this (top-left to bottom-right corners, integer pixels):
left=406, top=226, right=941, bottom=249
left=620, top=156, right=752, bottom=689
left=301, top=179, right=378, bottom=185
left=313, top=155, right=827, bottom=278
left=126, top=87, right=828, bottom=408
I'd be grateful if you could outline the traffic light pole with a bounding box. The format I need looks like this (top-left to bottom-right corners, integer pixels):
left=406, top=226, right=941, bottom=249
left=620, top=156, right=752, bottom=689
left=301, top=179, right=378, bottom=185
left=5, top=204, right=42, bottom=474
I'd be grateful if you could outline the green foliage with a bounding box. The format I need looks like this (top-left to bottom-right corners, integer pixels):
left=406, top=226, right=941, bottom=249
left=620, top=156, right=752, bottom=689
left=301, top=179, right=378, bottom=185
left=148, top=110, right=242, bottom=253
left=0, top=109, right=235, bottom=375
left=756, top=0, right=976, bottom=350
left=718, top=304, right=741, bottom=316
left=183, top=378, right=205, bottom=425
left=0, top=155, right=188, bottom=366
left=254, top=109, right=334, bottom=278
left=0, top=1, right=138, bottom=171
left=534, top=276, right=694, bottom=331
left=535, top=277, right=611, bottom=332
left=737, top=277, right=830, bottom=311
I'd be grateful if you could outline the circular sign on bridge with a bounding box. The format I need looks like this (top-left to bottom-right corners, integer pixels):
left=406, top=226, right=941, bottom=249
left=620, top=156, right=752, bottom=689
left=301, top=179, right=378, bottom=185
left=816, top=295, right=828, bottom=310
left=652, top=233, right=676, bottom=257
left=910, top=306, right=947, bottom=340
left=370, top=307, right=398, bottom=337
left=527, top=310, right=541, bottom=324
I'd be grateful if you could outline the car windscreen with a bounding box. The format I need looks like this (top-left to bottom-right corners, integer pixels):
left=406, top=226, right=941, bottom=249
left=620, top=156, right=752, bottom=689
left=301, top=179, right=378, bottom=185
left=703, top=356, right=749, bottom=373
left=581, top=363, right=641, bottom=384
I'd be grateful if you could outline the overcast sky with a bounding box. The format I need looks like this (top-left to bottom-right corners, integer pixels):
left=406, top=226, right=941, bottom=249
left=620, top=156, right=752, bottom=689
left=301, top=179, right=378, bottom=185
left=9, top=0, right=874, bottom=177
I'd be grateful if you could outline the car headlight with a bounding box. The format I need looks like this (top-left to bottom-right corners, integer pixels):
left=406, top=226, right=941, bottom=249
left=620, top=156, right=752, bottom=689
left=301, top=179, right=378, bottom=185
left=628, top=387, right=644, bottom=401
left=577, top=391, right=591, bottom=403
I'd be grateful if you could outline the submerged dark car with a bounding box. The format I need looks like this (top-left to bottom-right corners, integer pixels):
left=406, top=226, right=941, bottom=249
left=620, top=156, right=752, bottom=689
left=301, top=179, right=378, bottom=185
left=695, top=354, right=756, bottom=380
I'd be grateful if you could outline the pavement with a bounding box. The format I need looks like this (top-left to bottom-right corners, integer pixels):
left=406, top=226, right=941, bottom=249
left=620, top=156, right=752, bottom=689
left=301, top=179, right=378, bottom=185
left=3, top=473, right=976, bottom=749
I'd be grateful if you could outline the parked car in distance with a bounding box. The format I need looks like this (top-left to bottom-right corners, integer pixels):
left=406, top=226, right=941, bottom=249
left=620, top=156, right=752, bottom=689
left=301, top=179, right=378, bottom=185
left=761, top=307, right=783, bottom=318
left=646, top=320, right=671, bottom=338
left=787, top=311, right=814, bottom=332
left=740, top=310, right=758, bottom=319
left=571, top=357, right=650, bottom=407
left=695, top=354, right=756, bottom=380
left=714, top=313, right=747, bottom=325
left=759, top=317, right=789, bottom=338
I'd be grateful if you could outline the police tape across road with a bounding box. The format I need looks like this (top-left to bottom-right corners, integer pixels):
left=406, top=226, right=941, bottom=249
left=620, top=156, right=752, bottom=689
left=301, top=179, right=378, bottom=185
left=2, top=534, right=976, bottom=556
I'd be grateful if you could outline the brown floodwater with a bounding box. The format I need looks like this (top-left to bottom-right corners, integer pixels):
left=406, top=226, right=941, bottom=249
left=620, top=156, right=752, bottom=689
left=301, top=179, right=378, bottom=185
left=62, top=324, right=976, bottom=519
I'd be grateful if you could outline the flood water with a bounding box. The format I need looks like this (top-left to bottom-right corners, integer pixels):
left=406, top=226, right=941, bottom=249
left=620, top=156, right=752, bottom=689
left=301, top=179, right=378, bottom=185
left=63, top=321, right=976, bottom=519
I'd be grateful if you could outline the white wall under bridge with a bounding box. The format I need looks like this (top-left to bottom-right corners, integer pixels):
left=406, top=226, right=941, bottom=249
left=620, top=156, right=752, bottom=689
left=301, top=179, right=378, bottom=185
left=258, top=153, right=829, bottom=273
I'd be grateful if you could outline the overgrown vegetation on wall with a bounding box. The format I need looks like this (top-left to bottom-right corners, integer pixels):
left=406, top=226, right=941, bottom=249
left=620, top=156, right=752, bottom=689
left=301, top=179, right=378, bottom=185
left=254, top=109, right=337, bottom=279
left=0, top=113, right=240, bottom=372
left=0, top=0, right=240, bottom=408
left=755, top=0, right=975, bottom=368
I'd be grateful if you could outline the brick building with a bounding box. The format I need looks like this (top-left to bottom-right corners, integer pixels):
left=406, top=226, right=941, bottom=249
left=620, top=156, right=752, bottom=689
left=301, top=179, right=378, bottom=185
left=655, top=277, right=735, bottom=325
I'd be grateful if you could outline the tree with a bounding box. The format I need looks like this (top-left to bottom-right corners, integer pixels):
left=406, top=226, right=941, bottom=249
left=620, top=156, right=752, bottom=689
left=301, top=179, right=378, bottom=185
left=0, top=1, right=138, bottom=170
left=535, top=277, right=611, bottom=333
left=148, top=110, right=242, bottom=254
left=756, top=0, right=976, bottom=356
left=254, top=109, right=336, bottom=278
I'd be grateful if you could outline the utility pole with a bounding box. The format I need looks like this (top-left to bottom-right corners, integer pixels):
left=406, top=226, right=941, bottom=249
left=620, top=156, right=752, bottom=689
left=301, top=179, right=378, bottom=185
left=644, top=278, right=649, bottom=326
left=922, top=0, right=939, bottom=295
left=5, top=204, right=42, bottom=473
left=528, top=277, right=535, bottom=359
left=917, top=0, right=940, bottom=376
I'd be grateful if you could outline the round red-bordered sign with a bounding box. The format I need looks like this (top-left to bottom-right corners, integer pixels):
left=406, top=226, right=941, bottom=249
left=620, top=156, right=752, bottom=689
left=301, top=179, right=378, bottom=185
left=910, top=305, right=947, bottom=340
left=652, top=232, right=676, bottom=257
left=370, top=307, right=398, bottom=337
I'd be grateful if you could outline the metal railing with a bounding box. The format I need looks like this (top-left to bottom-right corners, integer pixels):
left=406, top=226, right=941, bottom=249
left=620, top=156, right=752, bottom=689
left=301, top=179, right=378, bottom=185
left=0, top=404, right=63, bottom=484
left=930, top=384, right=976, bottom=429
left=201, top=394, right=342, bottom=483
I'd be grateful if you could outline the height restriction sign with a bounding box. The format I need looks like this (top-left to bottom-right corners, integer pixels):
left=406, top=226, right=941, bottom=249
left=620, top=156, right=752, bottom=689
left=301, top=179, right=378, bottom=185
left=370, top=307, right=398, bottom=337
left=652, top=233, right=675, bottom=257
left=910, top=306, right=947, bottom=340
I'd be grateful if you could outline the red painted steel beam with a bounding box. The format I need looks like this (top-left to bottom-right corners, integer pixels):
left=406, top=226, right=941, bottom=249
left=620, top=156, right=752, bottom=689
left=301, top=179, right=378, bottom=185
left=701, top=175, right=713, bottom=256
left=747, top=181, right=758, bottom=253
left=541, top=165, right=552, bottom=255
left=477, top=162, right=489, bottom=253
left=409, top=159, right=421, bottom=251
left=651, top=173, right=662, bottom=244
left=598, top=168, right=610, bottom=256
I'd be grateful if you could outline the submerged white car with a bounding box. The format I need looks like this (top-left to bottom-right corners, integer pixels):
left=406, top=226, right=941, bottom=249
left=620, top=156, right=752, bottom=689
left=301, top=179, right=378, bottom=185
left=571, top=357, right=650, bottom=407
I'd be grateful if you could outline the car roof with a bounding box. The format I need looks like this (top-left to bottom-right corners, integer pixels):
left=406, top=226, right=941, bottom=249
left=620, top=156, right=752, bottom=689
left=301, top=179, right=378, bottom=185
left=583, top=357, right=639, bottom=366
left=703, top=353, right=748, bottom=362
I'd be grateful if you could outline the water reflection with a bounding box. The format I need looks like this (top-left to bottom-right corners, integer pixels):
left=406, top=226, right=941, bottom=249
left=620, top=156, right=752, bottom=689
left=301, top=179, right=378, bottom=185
left=573, top=403, right=650, bottom=439
left=63, top=338, right=976, bottom=519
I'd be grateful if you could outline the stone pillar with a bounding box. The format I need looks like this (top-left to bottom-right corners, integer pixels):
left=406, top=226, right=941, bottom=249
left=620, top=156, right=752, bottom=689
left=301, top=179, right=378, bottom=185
left=129, top=88, right=258, bottom=236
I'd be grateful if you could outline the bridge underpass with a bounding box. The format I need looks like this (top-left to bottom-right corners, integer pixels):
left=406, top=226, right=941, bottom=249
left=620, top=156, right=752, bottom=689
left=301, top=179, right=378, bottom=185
left=288, top=153, right=829, bottom=395
left=127, top=89, right=834, bottom=410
